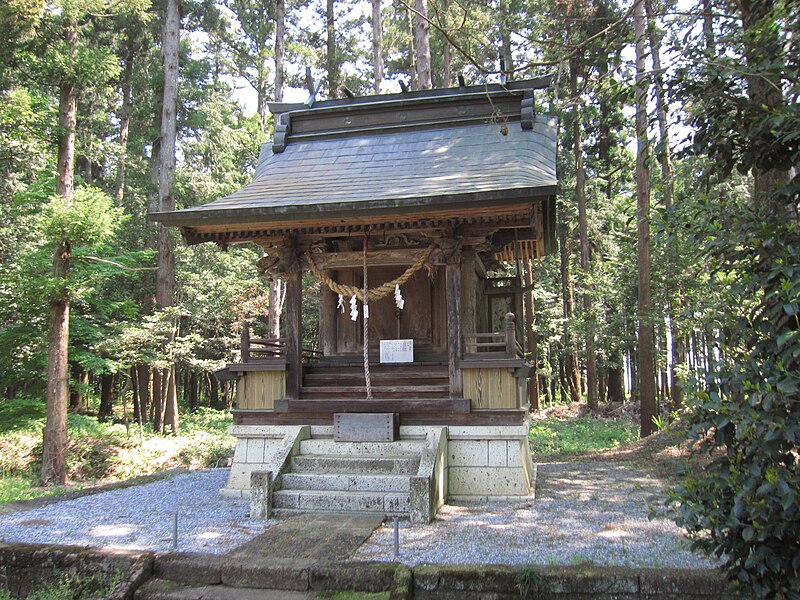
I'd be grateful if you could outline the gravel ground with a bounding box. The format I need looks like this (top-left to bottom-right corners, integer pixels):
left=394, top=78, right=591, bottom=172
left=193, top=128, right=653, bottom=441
left=0, top=463, right=716, bottom=568
left=0, top=469, right=274, bottom=554
left=354, top=461, right=717, bottom=568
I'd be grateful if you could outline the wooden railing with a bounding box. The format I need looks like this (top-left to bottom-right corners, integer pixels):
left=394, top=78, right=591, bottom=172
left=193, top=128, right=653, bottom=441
left=463, top=313, right=523, bottom=359
left=240, top=322, right=322, bottom=363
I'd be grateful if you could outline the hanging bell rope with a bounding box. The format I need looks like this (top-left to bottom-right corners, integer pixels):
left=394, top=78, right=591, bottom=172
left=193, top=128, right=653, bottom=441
left=362, top=236, right=372, bottom=400
left=305, top=246, right=436, bottom=302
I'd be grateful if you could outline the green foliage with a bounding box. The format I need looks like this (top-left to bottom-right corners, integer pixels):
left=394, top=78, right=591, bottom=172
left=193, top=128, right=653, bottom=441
left=667, top=208, right=800, bottom=599
left=528, top=416, right=638, bottom=457
left=0, top=568, right=122, bottom=600
left=0, top=404, right=234, bottom=503
left=42, top=187, right=125, bottom=246
left=0, top=396, right=45, bottom=434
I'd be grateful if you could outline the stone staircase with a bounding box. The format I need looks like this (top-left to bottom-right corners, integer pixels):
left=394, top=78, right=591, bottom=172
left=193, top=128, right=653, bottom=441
left=272, top=436, right=426, bottom=517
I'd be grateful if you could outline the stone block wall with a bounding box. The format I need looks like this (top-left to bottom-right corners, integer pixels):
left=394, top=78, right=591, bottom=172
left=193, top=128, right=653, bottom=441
left=445, top=425, right=534, bottom=500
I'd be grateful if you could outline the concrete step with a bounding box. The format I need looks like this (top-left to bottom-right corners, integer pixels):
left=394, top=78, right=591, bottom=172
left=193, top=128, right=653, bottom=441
left=290, top=454, right=420, bottom=475
left=299, top=438, right=424, bottom=456
left=273, top=489, right=410, bottom=514
left=280, top=472, right=411, bottom=493
left=135, top=579, right=312, bottom=599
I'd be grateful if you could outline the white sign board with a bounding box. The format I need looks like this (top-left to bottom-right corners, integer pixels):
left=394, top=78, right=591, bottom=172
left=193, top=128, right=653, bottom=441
left=380, top=339, right=414, bottom=363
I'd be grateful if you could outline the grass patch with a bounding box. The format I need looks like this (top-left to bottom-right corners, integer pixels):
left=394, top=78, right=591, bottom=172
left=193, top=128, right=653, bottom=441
left=528, top=415, right=638, bottom=458
left=0, top=397, right=235, bottom=504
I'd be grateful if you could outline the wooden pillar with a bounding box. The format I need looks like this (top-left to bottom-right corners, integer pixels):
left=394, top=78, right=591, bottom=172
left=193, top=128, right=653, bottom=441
left=460, top=249, right=477, bottom=336
left=445, top=260, right=462, bottom=398
left=284, top=270, right=302, bottom=400
left=320, top=270, right=337, bottom=357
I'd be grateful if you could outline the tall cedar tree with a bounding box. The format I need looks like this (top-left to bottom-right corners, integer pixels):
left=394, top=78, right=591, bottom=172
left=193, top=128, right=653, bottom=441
left=41, top=20, right=77, bottom=486
left=633, top=0, right=656, bottom=436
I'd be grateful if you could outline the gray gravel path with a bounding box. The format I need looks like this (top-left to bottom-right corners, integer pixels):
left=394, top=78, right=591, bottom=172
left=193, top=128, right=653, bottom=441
left=0, top=469, right=274, bottom=554
left=0, top=463, right=716, bottom=568
left=354, top=461, right=717, bottom=568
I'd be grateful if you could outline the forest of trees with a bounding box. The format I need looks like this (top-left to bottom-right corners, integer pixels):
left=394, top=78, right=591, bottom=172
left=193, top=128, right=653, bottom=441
left=0, top=0, right=797, bottom=595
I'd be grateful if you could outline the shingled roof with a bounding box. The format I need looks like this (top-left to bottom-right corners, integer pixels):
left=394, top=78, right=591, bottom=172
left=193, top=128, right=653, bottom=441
left=152, top=79, right=558, bottom=237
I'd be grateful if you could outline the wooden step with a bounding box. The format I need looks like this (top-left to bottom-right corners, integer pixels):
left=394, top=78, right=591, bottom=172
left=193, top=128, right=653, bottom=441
left=300, top=385, right=449, bottom=399
left=274, top=397, right=470, bottom=413
left=302, top=372, right=448, bottom=385
left=304, top=364, right=448, bottom=375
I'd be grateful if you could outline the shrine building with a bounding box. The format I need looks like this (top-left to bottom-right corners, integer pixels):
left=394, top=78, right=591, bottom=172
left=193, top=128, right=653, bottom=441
left=152, top=78, right=558, bottom=522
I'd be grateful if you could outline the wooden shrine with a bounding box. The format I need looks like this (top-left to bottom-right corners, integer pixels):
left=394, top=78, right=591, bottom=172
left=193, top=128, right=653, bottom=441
left=153, top=78, right=558, bottom=519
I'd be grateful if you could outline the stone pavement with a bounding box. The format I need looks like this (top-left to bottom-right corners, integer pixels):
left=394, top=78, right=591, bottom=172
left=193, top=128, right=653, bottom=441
left=228, top=512, right=385, bottom=562
left=135, top=513, right=389, bottom=599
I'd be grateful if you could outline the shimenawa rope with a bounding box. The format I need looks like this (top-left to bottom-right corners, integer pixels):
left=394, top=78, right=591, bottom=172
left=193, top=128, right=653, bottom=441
left=305, top=246, right=435, bottom=302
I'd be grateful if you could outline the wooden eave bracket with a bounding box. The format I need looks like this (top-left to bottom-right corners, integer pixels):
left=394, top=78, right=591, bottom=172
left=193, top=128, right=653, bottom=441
left=520, top=91, right=535, bottom=130
left=273, top=113, right=291, bottom=153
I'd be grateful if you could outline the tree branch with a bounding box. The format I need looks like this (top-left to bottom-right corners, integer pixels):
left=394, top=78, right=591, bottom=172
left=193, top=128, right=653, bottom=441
left=396, top=0, right=636, bottom=74
left=76, top=255, right=158, bottom=271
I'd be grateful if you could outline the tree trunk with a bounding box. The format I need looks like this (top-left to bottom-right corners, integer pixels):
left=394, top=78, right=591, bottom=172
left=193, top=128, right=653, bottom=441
left=188, top=370, right=198, bottom=412
left=274, top=0, right=285, bottom=102
left=441, top=0, right=452, bottom=87
left=558, top=218, right=581, bottom=404
left=644, top=0, right=683, bottom=412
left=210, top=373, right=220, bottom=409
left=157, top=0, right=180, bottom=435
left=136, top=365, right=150, bottom=424
left=607, top=356, right=625, bottom=403
left=371, top=0, right=383, bottom=93
left=405, top=7, right=416, bottom=90
left=634, top=0, right=656, bottom=437
left=413, top=0, right=432, bottom=89
left=499, top=0, right=513, bottom=81
left=152, top=368, right=163, bottom=432
left=163, top=366, right=178, bottom=434
left=326, top=0, right=338, bottom=97
left=115, top=46, right=134, bottom=205
left=571, top=58, right=597, bottom=411
left=41, top=22, right=77, bottom=487
left=69, top=363, right=81, bottom=410
left=98, top=373, right=114, bottom=421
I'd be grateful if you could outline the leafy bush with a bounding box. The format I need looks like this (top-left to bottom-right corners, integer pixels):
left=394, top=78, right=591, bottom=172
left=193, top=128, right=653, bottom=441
left=667, top=209, right=800, bottom=599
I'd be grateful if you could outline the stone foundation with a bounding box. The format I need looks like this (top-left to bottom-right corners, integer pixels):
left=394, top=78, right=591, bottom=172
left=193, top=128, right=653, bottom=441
left=445, top=425, right=534, bottom=501
left=222, top=422, right=534, bottom=505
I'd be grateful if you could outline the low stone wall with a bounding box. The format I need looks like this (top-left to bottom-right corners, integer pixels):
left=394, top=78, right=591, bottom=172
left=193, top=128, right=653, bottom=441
left=412, top=564, right=735, bottom=599
left=0, top=542, right=143, bottom=598
left=0, top=543, right=735, bottom=600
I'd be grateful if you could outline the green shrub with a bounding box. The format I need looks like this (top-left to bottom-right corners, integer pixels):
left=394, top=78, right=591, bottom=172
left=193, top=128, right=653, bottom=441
left=667, top=209, right=800, bottom=599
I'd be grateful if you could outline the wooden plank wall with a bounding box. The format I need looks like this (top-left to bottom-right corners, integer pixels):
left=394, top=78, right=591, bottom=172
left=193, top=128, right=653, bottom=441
left=238, top=371, right=286, bottom=410
left=462, top=367, right=518, bottom=409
